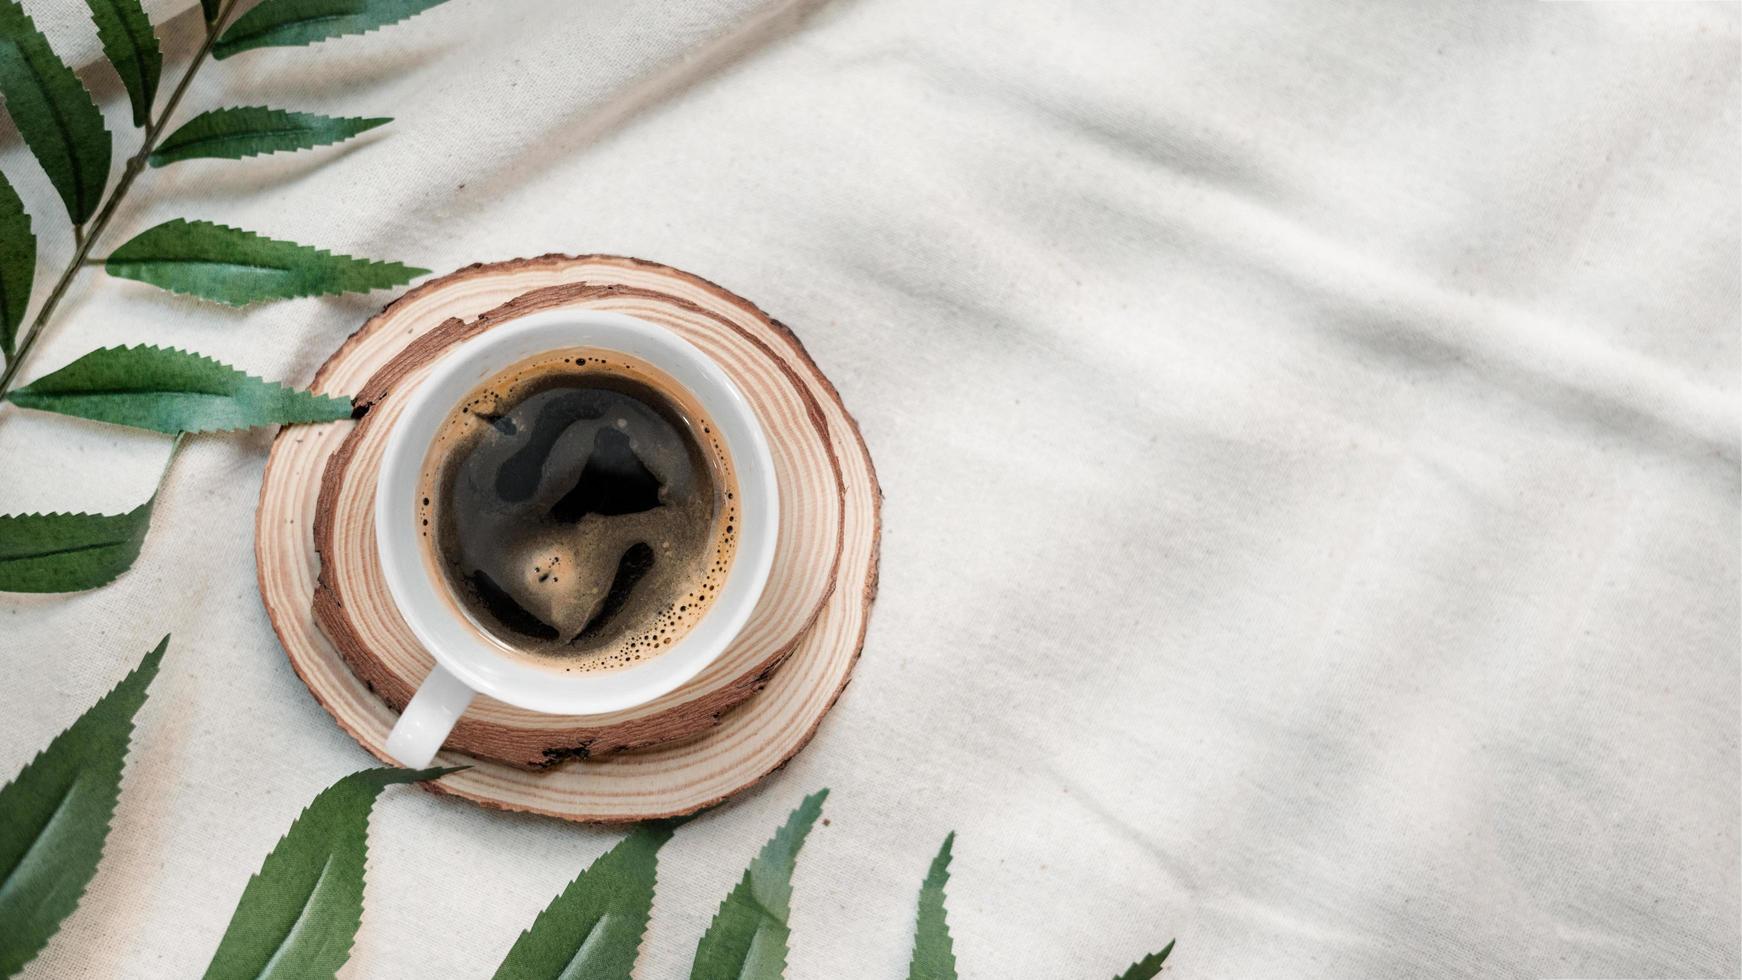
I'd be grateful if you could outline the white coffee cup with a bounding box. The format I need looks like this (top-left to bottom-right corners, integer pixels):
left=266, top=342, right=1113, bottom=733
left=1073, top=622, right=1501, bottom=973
left=376, top=310, right=779, bottom=768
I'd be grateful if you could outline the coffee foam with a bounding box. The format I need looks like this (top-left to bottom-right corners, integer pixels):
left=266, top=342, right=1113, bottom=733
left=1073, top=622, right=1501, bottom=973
left=415, top=347, right=739, bottom=673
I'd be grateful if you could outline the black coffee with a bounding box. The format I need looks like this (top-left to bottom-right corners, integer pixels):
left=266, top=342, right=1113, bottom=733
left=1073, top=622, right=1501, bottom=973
left=416, top=348, right=737, bottom=672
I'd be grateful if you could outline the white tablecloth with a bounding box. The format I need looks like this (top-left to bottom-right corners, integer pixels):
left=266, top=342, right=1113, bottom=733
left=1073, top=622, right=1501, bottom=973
left=2, top=2, right=1736, bottom=977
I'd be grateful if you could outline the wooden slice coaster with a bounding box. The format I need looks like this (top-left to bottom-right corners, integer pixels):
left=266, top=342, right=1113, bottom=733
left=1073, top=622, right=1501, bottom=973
left=256, top=255, right=880, bottom=821
left=314, top=276, right=846, bottom=766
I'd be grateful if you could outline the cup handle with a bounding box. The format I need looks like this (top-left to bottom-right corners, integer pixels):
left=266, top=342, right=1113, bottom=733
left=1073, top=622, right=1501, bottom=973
left=384, top=664, right=476, bottom=768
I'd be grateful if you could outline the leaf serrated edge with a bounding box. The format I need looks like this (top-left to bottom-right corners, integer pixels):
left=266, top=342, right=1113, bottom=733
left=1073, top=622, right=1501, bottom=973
left=213, top=0, right=453, bottom=59
left=908, top=832, right=956, bottom=980
left=0, top=635, right=167, bottom=975
left=690, top=789, right=827, bottom=979
left=149, top=107, right=391, bottom=167
left=201, top=767, right=458, bottom=979
left=1111, top=940, right=1176, bottom=980
left=34, top=341, right=354, bottom=405
left=84, top=0, right=160, bottom=127
left=104, top=219, right=429, bottom=306
left=0, top=497, right=153, bottom=592
left=493, top=822, right=672, bottom=979
left=6, top=343, right=354, bottom=434
left=0, top=0, right=112, bottom=223
left=0, top=508, right=132, bottom=521
left=0, top=168, right=33, bottom=357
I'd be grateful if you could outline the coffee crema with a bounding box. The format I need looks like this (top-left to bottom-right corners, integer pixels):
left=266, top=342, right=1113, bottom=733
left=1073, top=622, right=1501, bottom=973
left=415, top=347, right=738, bottom=673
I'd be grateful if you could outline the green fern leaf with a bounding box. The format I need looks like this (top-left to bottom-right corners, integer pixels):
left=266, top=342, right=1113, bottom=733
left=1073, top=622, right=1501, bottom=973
left=7, top=344, right=353, bottom=433
left=690, top=790, right=829, bottom=980
left=84, top=0, right=160, bottom=127
left=0, top=636, right=167, bottom=974
left=0, top=167, right=32, bottom=356
left=907, top=833, right=956, bottom=980
left=492, top=823, right=675, bottom=980
left=214, top=0, right=453, bottom=59
left=0, top=0, right=112, bottom=223
left=151, top=106, right=388, bottom=166
left=1111, top=940, right=1175, bottom=980
left=201, top=767, right=459, bottom=980
left=0, top=501, right=154, bottom=593
left=105, top=218, right=426, bottom=306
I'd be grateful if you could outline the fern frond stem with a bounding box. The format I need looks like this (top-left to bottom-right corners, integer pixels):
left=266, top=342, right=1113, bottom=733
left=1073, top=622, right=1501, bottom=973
left=0, top=0, right=240, bottom=401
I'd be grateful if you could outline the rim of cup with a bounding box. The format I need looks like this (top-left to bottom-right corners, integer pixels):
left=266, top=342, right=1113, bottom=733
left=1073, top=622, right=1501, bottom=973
left=374, top=309, right=779, bottom=716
